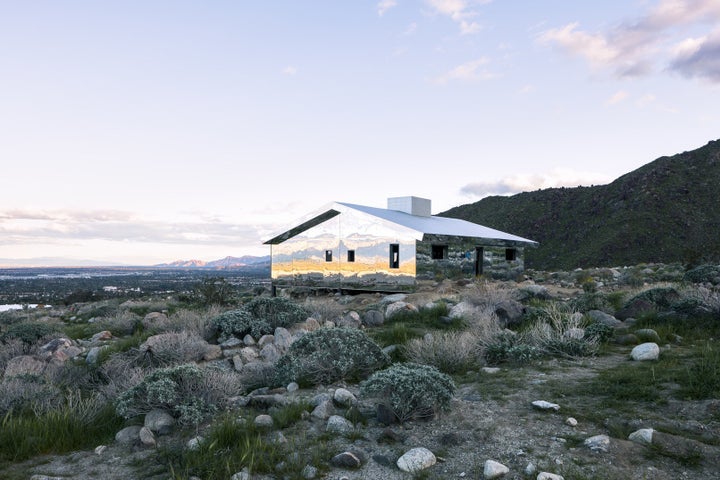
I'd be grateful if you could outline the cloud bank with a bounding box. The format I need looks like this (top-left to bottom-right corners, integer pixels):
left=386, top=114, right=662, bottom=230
left=460, top=169, right=613, bottom=198
left=539, top=0, right=720, bottom=82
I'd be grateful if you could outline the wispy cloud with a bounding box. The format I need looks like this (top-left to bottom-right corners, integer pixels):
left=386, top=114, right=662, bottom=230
left=0, top=209, right=273, bottom=249
left=434, top=57, right=497, bottom=83
left=460, top=169, right=613, bottom=198
left=606, top=90, right=629, bottom=105
left=282, top=66, right=298, bottom=76
left=425, top=0, right=490, bottom=35
left=539, top=0, right=720, bottom=82
left=377, top=0, right=398, bottom=17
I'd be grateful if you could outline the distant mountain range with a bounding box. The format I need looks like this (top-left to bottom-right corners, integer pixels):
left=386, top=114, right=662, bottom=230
left=154, top=255, right=271, bottom=269
left=442, top=138, right=720, bottom=270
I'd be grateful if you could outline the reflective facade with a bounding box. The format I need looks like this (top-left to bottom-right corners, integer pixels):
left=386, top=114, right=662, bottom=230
left=266, top=203, right=534, bottom=292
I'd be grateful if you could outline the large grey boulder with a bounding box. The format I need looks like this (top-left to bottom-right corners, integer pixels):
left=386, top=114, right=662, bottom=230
left=362, top=309, right=384, bottom=327
left=628, top=428, right=654, bottom=445
left=494, top=300, right=525, bottom=328
left=397, top=447, right=436, bottom=473
left=115, top=425, right=142, bottom=445
left=631, top=342, right=660, bottom=361
left=326, top=415, right=354, bottom=434
left=144, top=409, right=175, bottom=435
left=586, top=310, right=623, bottom=327
left=337, top=311, right=362, bottom=329
left=273, top=327, right=294, bottom=352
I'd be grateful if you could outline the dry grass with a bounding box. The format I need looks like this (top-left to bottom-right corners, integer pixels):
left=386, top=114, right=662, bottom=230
left=404, top=330, right=481, bottom=374
left=461, top=280, right=517, bottom=308
left=302, top=297, right=345, bottom=323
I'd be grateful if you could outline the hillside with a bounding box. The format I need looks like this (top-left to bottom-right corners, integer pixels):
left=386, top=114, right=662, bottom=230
left=442, top=139, right=720, bottom=270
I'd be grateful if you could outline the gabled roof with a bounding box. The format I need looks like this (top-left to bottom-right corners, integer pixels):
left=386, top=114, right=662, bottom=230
left=263, top=201, right=537, bottom=245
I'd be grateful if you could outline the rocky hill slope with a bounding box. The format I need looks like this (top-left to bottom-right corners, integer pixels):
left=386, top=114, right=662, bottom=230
left=442, top=139, right=720, bottom=270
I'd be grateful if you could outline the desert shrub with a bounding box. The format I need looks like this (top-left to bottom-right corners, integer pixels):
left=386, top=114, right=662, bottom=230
left=274, top=328, right=389, bottom=387
left=403, top=331, right=480, bottom=374
left=583, top=322, right=614, bottom=344
left=386, top=302, right=456, bottom=329
left=684, top=264, right=720, bottom=285
left=0, top=375, right=63, bottom=416
left=98, top=311, right=142, bottom=336
left=97, top=351, right=148, bottom=400
left=525, top=303, right=599, bottom=358
left=569, top=292, right=613, bottom=314
left=211, top=297, right=309, bottom=340
left=138, top=331, right=211, bottom=367
left=115, top=363, right=242, bottom=425
left=461, top=281, right=517, bottom=309
left=210, top=308, right=256, bottom=338
left=243, top=297, right=309, bottom=329
left=0, top=338, right=26, bottom=373
left=1, top=322, right=58, bottom=346
left=147, top=307, right=219, bottom=339
left=360, top=362, right=455, bottom=423
left=482, top=331, right=541, bottom=365
left=192, top=277, right=237, bottom=306
left=303, top=297, right=345, bottom=323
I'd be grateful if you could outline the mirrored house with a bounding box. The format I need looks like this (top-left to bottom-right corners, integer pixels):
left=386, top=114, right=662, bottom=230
left=264, top=196, right=537, bottom=292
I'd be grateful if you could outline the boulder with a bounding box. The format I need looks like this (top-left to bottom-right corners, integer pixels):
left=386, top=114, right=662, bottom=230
left=254, top=414, right=274, bottom=429
left=532, top=400, right=560, bottom=412
left=586, top=310, right=622, bottom=327
left=144, top=409, right=176, bottom=435
left=362, top=310, right=384, bottom=327
left=259, top=344, right=281, bottom=364
left=115, top=425, right=142, bottom=445
left=139, top=426, right=156, bottom=447
left=386, top=301, right=418, bottom=319
left=397, top=447, right=436, bottom=473
left=628, top=428, right=654, bottom=445
left=311, top=399, right=335, bottom=420
left=634, top=328, right=661, bottom=343
left=258, top=334, right=274, bottom=347
left=615, top=299, right=655, bottom=321
left=273, top=327, right=294, bottom=352
left=484, top=459, right=510, bottom=478
left=326, top=415, right=354, bottom=435
left=584, top=434, right=610, bottom=452
left=494, top=300, right=525, bottom=328
left=330, top=450, right=366, bottom=469
left=337, top=311, right=362, bottom=329
left=333, top=388, right=357, bottom=407
left=631, top=343, right=660, bottom=361
left=537, top=473, right=564, bottom=480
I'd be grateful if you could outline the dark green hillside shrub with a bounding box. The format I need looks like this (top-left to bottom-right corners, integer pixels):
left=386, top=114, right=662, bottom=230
left=684, top=264, right=720, bottom=285
left=210, top=308, right=256, bottom=338
left=626, top=287, right=680, bottom=310
left=1, top=322, right=57, bottom=346
left=115, top=364, right=241, bottom=425
left=483, top=331, right=541, bottom=365
left=274, top=328, right=389, bottom=387
left=569, top=292, right=613, bottom=314
left=360, top=362, right=455, bottom=423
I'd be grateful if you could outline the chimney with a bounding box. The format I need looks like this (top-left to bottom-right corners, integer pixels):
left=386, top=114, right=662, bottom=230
left=387, top=196, right=432, bottom=217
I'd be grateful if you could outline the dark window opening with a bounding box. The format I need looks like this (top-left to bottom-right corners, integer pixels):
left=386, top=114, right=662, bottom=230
left=389, top=244, right=400, bottom=269
left=347, top=250, right=355, bottom=262
left=505, top=248, right=517, bottom=261
left=431, top=245, right=448, bottom=260
left=325, top=250, right=333, bottom=262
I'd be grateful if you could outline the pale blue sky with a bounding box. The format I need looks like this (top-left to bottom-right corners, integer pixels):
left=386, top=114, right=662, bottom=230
left=1, top=0, right=718, bottom=265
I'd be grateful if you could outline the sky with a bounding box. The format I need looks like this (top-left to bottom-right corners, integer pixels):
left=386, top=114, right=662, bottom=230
left=1, top=0, right=719, bottom=266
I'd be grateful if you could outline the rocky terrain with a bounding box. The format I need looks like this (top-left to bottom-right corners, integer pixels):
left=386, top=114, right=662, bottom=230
left=1, top=263, right=719, bottom=480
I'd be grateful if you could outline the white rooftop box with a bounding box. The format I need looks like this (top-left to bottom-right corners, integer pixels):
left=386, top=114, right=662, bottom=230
left=387, top=196, right=432, bottom=217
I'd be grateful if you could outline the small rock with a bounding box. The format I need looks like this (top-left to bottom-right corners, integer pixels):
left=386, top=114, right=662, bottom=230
left=221, top=337, right=243, bottom=348
left=90, top=330, right=113, bottom=342
left=537, top=473, right=564, bottom=480
left=565, top=417, right=578, bottom=427
left=386, top=301, right=418, bottom=319
left=586, top=310, right=622, bottom=327
left=301, top=464, right=318, bottom=479
left=482, top=367, right=501, bottom=374
left=376, top=402, right=398, bottom=425
left=532, top=400, right=560, bottom=412
left=338, top=311, right=362, bottom=329
left=396, top=447, right=436, bottom=473
left=258, top=334, right=275, bottom=347
left=30, top=476, right=64, bottom=480
left=187, top=436, right=204, bottom=450
left=584, top=434, right=610, bottom=452
left=362, top=309, right=384, bottom=327
left=287, top=382, right=299, bottom=393
left=333, top=388, right=357, bottom=407
left=230, top=468, right=250, bottom=480
left=259, top=344, right=281, bottom=363
left=311, top=399, right=335, bottom=420
left=243, top=334, right=256, bottom=346
left=274, top=327, right=294, bottom=351
left=254, top=414, right=274, bottom=429
left=484, top=459, right=510, bottom=478
left=634, top=328, right=661, bottom=343
left=330, top=450, right=365, bottom=469
left=631, top=342, right=660, bottom=361
left=238, top=346, right=259, bottom=363
left=139, top=426, right=156, bottom=447
left=628, top=428, right=654, bottom=445
left=94, top=445, right=107, bottom=455
left=326, top=415, right=354, bottom=434
left=525, top=463, right=536, bottom=475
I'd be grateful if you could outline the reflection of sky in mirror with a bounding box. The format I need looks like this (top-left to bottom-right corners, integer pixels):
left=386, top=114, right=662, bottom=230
left=2, top=1, right=719, bottom=265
